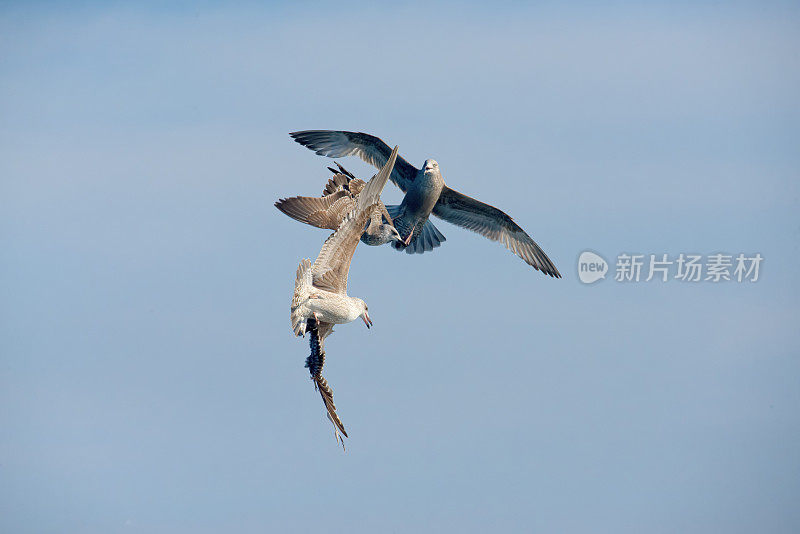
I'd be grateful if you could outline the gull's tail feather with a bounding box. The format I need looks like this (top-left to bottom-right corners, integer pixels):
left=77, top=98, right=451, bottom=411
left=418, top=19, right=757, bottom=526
left=322, top=164, right=354, bottom=196
left=290, top=259, right=313, bottom=336
left=323, top=162, right=359, bottom=197
left=386, top=205, right=446, bottom=254
left=305, top=318, right=348, bottom=449
left=321, top=169, right=366, bottom=199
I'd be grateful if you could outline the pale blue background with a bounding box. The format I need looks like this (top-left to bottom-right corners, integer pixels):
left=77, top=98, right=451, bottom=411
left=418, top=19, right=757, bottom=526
left=2, top=2, right=799, bottom=532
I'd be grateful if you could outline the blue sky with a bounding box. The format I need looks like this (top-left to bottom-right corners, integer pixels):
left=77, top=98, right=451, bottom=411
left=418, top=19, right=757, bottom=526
left=1, top=2, right=799, bottom=532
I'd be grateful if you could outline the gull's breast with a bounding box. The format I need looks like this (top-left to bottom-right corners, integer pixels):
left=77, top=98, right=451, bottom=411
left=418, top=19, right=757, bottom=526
left=405, top=171, right=443, bottom=214
left=308, top=293, right=362, bottom=325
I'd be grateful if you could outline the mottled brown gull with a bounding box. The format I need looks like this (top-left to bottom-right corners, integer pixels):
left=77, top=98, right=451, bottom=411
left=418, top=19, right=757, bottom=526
left=290, top=145, right=399, bottom=447
left=275, top=162, right=404, bottom=247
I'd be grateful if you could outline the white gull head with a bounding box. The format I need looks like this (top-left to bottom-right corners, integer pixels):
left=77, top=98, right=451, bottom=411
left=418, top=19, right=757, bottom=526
left=422, top=159, right=439, bottom=173
left=355, top=298, right=372, bottom=329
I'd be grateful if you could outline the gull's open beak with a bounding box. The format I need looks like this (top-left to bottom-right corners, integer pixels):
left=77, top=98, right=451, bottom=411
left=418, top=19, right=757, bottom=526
left=403, top=232, right=414, bottom=246
left=362, top=312, right=372, bottom=329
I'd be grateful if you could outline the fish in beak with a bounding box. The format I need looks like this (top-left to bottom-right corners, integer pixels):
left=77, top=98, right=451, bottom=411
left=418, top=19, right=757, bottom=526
left=362, top=312, right=372, bottom=329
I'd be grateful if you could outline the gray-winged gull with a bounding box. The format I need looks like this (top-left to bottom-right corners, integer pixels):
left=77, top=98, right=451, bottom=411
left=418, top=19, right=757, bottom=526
left=290, top=130, right=561, bottom=277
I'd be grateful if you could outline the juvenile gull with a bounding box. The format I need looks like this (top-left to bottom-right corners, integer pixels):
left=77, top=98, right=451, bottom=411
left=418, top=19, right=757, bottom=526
left=275, top=163, right=405, bottom=247
left=290, top=130, right=561, bottom=277
left=290, top=146, right=399, bottom=446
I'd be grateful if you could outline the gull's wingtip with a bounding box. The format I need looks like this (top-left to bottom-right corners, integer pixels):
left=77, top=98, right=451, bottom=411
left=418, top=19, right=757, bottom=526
left=371, top=144, right=399, bottom=186
left=289, top=130, right=313, bottom=142
left=547, top=267, right=562, bottom=278
left=290, top=130, right=325, bottom=138
left=535, top=262, right=561, bottom=278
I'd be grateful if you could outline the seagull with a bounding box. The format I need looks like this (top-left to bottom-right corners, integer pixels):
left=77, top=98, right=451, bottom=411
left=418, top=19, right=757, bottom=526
left=290, top=130, right=561, bottom=277
left=290, top=145, right=399, bottom=447
left=275, top=162, right=407, bottom=248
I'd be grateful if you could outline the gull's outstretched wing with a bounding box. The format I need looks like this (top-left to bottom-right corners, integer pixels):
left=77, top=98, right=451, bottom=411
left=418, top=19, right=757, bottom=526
left=311, top=146, right=399, bottom=294
left=275, top=190, right=354, bottom=230
left=291, top=130, right=417, bottom=192
left=305, top=318, right=347, bottom=449
left=433, top=186, right=561, bottom=278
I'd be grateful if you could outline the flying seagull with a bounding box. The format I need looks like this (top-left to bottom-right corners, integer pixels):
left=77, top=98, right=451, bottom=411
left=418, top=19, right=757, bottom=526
left=290, top=130, right=561, bottom=277
left=275, top=162, right=414, bottom=248
left=290, top=145, right=399, bottom=447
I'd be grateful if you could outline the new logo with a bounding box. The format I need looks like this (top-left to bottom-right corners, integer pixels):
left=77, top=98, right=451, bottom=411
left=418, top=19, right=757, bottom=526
left=578, top=251, right=608, bottom=284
